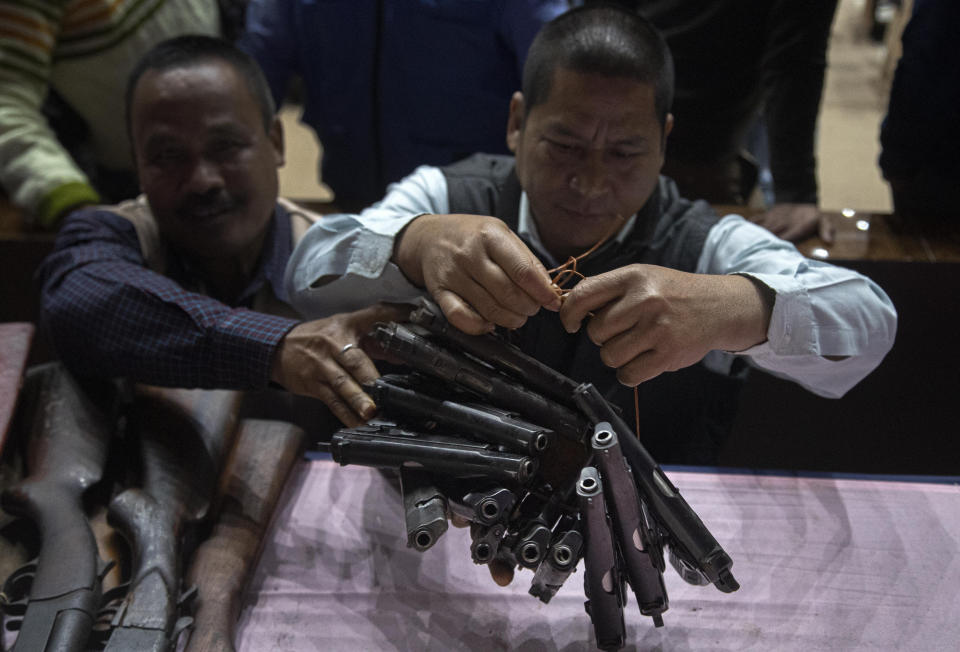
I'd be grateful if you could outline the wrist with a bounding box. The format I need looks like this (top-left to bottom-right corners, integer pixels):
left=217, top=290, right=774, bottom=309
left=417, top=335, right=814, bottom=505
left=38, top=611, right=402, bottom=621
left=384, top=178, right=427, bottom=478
left=393, top=215, right=429, bottom=287
left=718, top=274, right=773, bottom=352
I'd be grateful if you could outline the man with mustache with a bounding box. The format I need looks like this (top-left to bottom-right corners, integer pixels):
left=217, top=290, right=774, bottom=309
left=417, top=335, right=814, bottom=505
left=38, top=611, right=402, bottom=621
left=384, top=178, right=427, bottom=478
left=39, top=36, right=406, bottom=429
left=286, top=5, right=898, bottom=463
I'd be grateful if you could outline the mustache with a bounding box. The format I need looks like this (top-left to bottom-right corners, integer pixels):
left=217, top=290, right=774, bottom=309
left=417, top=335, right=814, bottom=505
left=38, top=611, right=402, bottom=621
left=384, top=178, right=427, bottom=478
left=177, top=190, right=239, bottom=217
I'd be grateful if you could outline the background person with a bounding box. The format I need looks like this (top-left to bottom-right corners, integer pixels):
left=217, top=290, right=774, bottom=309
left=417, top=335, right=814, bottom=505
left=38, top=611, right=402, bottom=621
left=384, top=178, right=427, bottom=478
left=39, top=36, right=407, bottom=429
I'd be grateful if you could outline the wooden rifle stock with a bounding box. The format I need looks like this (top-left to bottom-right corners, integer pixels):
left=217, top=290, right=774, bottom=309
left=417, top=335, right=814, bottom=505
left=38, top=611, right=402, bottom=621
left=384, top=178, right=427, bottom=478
left=1, top=363, right=115, bottom=651
left=104, top=387, right=243, bottom=651
left=0, top=322, right=34, bottom=456
left=183, top=419, right=304, bottom=652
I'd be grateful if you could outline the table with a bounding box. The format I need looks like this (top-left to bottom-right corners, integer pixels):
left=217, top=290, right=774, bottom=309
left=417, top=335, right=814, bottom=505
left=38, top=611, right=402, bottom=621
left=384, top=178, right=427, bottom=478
left=236, top=460, right=960, bottom=651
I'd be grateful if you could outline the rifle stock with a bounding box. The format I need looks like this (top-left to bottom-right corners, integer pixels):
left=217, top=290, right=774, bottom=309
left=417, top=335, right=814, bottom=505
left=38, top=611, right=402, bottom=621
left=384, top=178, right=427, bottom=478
left=104, top=387, right=243, bottom=651
left=1, top=363, right=115, bottom=651
left=183, top=419, right=304, bottom=652
left=0, top=322, right=34, bottom=455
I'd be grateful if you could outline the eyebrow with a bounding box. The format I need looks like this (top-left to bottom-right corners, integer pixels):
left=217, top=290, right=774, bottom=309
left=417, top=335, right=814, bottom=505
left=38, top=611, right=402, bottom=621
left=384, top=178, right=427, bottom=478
left=544, top=123, right=649, bottom=147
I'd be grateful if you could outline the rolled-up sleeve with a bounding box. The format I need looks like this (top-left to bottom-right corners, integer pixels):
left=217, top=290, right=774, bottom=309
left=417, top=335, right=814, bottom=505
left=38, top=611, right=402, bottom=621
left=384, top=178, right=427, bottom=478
left=286, top=165, right=448, bottom=317
left=698, top=214, right=897, bottom=398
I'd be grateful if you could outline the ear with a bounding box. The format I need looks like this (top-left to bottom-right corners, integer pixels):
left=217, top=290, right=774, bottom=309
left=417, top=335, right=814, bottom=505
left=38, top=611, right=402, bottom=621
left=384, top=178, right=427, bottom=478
left=268, top=116, right=285, bottom=167
left=506, top=91, right=525, bottom=153
left=660, top=113, right=674, bottom=155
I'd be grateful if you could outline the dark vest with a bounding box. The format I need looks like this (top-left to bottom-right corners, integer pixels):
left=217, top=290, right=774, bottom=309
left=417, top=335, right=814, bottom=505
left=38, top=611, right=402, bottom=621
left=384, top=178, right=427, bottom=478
left=441, top=153, right=746, bottom=464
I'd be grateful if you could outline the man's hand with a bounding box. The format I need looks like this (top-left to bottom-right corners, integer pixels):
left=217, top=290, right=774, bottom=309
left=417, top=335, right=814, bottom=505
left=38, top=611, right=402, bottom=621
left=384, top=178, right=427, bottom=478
left=751, top=202, right=834, bottom=243
left=394, top=214, right=561, bottom=334
left=559, top=265, right=772, bottom=386
left=270, top=303, right=412, bottom=427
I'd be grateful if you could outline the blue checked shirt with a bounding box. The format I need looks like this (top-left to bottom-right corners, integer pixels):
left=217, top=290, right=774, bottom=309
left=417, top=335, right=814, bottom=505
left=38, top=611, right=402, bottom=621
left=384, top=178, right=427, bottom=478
left=39, top=203, right=300, bottom=389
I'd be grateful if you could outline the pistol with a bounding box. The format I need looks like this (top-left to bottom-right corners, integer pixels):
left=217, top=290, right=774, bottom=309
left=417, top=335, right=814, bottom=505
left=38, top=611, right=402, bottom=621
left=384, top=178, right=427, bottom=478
left=528, top=518, right=583, bottom=604
left=327, top=422, right=537, bottom=485
left=591, top=422, right=668, bottom=627
left=447, top=486, right=517, bottom=527
left=372, top=322, right=590, bottom=443
left=399, top=467, right=449, bottom=552
left=574, top=383, right=739, bottom=593
left=368, top=375, right=552, bottom=454
left=408, top=298, right=580, bottom=406
left=577, top=466, right=625, bottom=651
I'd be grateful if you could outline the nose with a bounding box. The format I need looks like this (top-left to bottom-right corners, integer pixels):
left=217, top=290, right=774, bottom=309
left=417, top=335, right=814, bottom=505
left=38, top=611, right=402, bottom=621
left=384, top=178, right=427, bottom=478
left=183, top=157, right=224, bottom=194
left=569, top=152, right=609, bottom=199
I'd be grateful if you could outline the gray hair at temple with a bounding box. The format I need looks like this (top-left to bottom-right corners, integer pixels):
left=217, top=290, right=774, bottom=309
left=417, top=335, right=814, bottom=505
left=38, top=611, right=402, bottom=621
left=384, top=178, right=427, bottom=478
left=125, top=35, right=277, bottom=136
left=522, top=3, right=675, bottom=128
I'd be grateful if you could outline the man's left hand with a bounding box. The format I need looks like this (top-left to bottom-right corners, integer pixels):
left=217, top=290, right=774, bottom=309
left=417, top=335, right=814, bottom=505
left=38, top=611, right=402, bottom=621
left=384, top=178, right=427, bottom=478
left=751, top=202, right=834, bottom=243
left=559, top=265, right=771, bottom=386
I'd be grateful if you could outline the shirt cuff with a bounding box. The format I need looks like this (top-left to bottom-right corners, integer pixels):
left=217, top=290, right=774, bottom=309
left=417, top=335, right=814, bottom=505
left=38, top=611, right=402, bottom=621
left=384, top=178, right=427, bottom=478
left=213, top=309, right=299, bottom=388
left=733, top=272, right=817, bottom=357
left=38, top=182, right=101, bottom=229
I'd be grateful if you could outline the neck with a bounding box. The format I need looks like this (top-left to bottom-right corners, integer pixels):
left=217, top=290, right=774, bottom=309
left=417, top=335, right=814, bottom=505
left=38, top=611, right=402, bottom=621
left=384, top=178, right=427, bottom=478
left=190, top=234, right=265, bottom=304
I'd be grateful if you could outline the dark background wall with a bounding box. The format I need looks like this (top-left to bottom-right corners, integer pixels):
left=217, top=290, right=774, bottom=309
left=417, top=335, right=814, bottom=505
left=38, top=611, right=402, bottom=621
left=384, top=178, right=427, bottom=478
left=722, top=260, right=960, bottom=476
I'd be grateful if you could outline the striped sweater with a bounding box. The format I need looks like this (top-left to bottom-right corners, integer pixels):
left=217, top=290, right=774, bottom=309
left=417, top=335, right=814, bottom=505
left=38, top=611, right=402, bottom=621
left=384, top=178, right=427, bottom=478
left=0, top=0, right=220, bottom=226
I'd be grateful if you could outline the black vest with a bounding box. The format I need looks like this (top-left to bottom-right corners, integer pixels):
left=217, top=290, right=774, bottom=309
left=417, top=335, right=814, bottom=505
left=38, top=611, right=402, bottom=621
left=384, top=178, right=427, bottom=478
left=441, top=153, right=746, bottom=465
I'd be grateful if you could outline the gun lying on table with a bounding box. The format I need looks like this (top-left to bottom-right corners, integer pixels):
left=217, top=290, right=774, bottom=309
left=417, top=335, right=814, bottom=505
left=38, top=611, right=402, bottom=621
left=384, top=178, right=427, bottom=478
left=183, top=419, right=304, bottom=652
left=102, top=387, right=243, bottom=652
left=0, top=363, right=116, bottom=651
left=321, top=299, right=739, bottom=647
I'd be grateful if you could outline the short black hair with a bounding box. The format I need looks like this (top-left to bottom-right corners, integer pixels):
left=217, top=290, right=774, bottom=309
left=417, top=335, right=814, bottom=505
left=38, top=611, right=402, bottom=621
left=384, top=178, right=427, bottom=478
left=125, top=35, right=276, bottom=137
left=522, top=4, right=674, bottom=127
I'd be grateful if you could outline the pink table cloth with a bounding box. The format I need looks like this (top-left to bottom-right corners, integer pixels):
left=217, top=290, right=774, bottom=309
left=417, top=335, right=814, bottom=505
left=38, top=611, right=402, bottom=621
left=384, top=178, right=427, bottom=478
left=237, top=460, right=960, bottom=651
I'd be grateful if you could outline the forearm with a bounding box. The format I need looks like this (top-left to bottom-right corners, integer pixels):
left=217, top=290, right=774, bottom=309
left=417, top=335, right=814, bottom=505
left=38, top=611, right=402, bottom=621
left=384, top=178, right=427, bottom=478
left=43, top=268, right=296, bottom=388
left=286, top=165, right=447, bottom=318
left=701, top=215, right=897, bottom=397
left=0, top=6, right=98, bottom=222
left=41, top=214, right=297, bottom=388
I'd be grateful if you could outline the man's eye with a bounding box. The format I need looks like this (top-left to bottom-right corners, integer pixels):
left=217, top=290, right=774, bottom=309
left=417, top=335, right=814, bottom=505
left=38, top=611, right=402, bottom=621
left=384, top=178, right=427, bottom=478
left=548, top=140, right=580, bottom=156
left=210, top=140, right=244, bottom=158
left=149, top=149, right=185, bottom=165
left=611, top=149, right=642, bottom=160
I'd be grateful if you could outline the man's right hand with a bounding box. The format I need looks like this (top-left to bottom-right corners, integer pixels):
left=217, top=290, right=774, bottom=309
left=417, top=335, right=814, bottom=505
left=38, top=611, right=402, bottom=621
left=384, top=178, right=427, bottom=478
left=270, top=303, right=412, bottom=427
left=393, top=214, right=561, bottom=334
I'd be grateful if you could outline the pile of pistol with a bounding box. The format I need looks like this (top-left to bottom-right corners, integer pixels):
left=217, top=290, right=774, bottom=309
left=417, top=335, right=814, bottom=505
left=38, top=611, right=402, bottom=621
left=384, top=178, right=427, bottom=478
left=326, top=299, right=740, bottom=650
left=0, top=335, right=302, bottom=652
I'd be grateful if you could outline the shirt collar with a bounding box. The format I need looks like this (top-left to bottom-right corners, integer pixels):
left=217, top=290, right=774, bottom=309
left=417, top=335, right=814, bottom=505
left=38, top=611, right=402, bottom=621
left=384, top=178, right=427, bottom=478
left=167, top=204, right=291, bottom=307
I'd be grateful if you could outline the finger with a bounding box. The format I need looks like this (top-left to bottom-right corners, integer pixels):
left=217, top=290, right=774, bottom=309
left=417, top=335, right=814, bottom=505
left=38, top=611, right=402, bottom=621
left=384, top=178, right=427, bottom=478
left=471, top=257, right=545, bottom=318
left=487, top=232, right=561, bottom=311
left=559, top=273, right=631, bottom=334
left=368, top=302, right=417, bottom=324
left=487, top=558, right=515, bottom=587
left=597, top=323, right=658, bottom=369
left=615, top=349, right=668, bottom=387
left=435, top=277, right=532, bottom=333
left=319, top=358, right=377, bottom=422
left=433, top=288, right=495, bottom=334
left=818, top=214, right=836, bottom=244
left=449, top=512, right=470, bottom=529
left=313, top=382, right=366, bottom=428
left=338, top=343, right=381, bottom=386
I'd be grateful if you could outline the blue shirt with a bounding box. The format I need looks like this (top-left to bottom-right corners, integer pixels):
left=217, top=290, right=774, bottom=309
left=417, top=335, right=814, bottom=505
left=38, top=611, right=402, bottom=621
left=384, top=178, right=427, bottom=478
left=238, top=0, right=568, bottom=207
left=39, top=203, right=300, bottom=389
